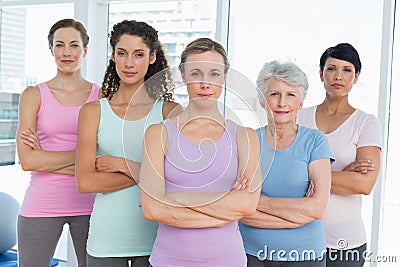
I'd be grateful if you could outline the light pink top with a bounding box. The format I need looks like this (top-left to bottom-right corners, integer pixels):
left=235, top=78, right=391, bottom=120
left=297, top=106, right=382, bottom=249
left=20, top=82, right=99, bottom=217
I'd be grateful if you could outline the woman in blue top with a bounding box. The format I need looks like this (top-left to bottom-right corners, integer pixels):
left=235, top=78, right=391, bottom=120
left=239, top=60, right=333, bottom=266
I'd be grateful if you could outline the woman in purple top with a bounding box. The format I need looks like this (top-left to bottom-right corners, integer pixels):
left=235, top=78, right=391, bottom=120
left=139, top=37, right=262, bottom=267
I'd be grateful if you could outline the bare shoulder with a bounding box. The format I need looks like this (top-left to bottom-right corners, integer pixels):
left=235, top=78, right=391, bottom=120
left=80, top=99, right=100, bottom=113
left=79, top=100, right=101, bottom=125
left=236, top=124, right=258, bottom=142
left=19, top=86, right=41, bottom=108
left=146, top=122, right=165, bottom=137
left=162, top=100, right=183, bottom=119
left=21, top=85, right=40, bottom=99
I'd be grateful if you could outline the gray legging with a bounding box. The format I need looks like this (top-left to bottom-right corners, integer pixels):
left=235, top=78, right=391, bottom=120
left=17, top=215, right=90, bottom=267
left=246, top=253, right=326, bottom=267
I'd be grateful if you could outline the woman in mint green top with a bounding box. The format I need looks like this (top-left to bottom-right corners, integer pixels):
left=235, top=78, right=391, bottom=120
left=75, top=20, right=181, bottom=267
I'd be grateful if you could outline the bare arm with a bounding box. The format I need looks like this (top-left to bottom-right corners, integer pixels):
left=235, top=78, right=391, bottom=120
left=167, top=127, right=262, bottom=221
left=17, top=86, right=75, bottom=173
left=139, top=123, right=232, bottom=228
left=95, top=156, right=140, bottom=180
left=331, top=146, right=381, bottom=195
left=75, top=101, right=137, bottom=193
left=240, top=210, right=303, bottom=229
left=240, top=182, right=316, bottom=229
left=256, top=158, right=331, bottom=225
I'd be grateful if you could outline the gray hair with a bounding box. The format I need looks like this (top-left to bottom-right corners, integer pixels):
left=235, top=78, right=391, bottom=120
left=256, top=60, right=308, bottom=103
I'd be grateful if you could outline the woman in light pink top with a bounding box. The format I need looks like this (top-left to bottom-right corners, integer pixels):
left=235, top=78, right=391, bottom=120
left=16, top=18, right=100, bottom=267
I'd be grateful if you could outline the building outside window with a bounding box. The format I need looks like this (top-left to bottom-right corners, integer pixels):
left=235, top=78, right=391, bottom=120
left=108, top=0, right=218, bottom=105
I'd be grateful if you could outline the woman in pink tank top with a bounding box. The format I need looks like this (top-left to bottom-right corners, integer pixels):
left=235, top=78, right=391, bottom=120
left=16, top=19, right=100, bottom=267
left=139, top=38, right=262, bottom=267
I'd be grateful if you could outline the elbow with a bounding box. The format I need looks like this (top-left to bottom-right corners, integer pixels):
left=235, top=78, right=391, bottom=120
left=142, top=207, right=154, bottom=221
left=141, top=199, right=169, bottom=223
left=20, top=159, right=36, bottom=172
left=77, top=186, right=90, bottom=194
left=312, top=210, right=325, bottom=221
left=240, top=197, right=259, bottom=217
left=20, top=161, right=32, bottom=171
left=141, top=204, right=159, bottom=221
left=360, top=183, right=374, bottom=195
left=310, top=202, right=326, bottom=221
left=75, top=174, right=92, bottom=194
left=77, top=183, right=91, bottom=194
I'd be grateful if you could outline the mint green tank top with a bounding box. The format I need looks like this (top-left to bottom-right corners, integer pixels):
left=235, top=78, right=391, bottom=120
left=87, top=97, right=163, bottom=257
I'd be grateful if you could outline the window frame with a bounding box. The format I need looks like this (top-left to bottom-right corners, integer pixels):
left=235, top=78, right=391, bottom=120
left=0, top=1, right=394, bottom=266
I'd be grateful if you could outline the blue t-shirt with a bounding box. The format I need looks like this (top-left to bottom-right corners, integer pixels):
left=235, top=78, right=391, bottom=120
left=239, top=125, right=334, bottom=261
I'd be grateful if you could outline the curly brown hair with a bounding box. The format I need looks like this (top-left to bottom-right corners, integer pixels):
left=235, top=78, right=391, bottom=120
left=101, top=20, right=174, bottom=101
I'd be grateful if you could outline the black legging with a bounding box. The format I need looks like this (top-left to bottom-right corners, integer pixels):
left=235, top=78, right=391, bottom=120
left=87, top=254, right=150, bottom=267
left=326, top=243, right=367, bottom=267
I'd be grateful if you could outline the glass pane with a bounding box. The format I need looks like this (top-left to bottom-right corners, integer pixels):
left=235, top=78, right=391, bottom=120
left=0, top=3, right=73, bottom=261
left=229, top=0, right=383, bottom=126
left=381, top=3, right=400, bottom=263
left=229, top=0, right=384, bottom=264
left=108, top=0, right=218, bottom=105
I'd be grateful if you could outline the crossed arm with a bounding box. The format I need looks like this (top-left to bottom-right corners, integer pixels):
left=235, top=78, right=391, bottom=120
left=75, top=101, right=139, bottom=193
left=139, top=123, right=262, bottom=228
left=17, top=86, right=76, bottom=175
left=75, top=99, right=183, bottom=194
left=331, top=146, right=381, bottom=195
left=240, top=158, right=332, bottom=229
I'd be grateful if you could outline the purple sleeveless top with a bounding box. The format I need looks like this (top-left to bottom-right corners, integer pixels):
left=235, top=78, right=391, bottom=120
left=149, top=118, right=246, bottom=267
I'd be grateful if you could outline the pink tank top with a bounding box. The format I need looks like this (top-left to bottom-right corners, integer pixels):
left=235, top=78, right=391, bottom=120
left=19, top=82, right=99, bottom=217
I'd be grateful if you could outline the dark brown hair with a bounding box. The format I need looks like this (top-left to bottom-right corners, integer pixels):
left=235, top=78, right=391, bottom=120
left=101, top=20, right=174, bottom=101
left=48, top=18, right=89, bottom=48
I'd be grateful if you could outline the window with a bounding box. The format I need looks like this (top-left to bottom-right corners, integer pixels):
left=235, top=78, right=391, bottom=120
left=0, top=1, right=397, bottom=266
left=0, top=2, right=74, bottom=261
left=228, top=0, right=383, bottom=125
left=381, top=0, right=400, bottom=260
left=229, top=1, right=386, bottom=266
left=108, top=0, right=219, bottom=105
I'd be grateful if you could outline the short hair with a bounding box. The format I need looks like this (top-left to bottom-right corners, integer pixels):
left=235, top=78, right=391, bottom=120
left=319, top=43, right=362, bottom=73
left=256, top=60, right=308, bottom=103
left=48, top=18, right=89, bottom=48
left=179, top=37, right=229, bottom=73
